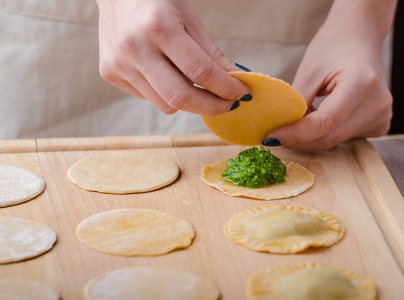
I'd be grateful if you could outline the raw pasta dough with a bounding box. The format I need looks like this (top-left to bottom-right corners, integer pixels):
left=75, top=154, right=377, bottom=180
left=0, top=165, right=45, bottom=207
left=76, top=208, right=195, bottom=256
left=201, top=160, right=314, bottom=200
left=202, top=71, right=307, bottom=146
left=84, top=267, right=220, bottom=300
left=67, top=151, right=179, bottom=194
left=0, top=216, right=57, bottom=264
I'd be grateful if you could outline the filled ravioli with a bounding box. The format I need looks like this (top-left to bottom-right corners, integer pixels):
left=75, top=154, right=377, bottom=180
left=247, top=262, right=376, bottom=300
left=224, top=205, right=345, bottom=253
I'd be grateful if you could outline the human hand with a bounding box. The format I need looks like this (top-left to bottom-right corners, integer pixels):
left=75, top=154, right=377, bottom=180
left=95, top=0, right=251, bottom=115
left=262, top=3, right=395, bottom=151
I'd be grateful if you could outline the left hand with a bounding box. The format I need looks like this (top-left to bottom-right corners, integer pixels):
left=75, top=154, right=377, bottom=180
left=264, top=7, right=393, bottom=151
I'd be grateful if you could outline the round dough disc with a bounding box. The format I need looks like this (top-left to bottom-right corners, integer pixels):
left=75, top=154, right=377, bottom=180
left=76, top=208, right=195, bottom=256
left=0, top=165, right=45, bottom=207
left=67, top=151, right=179, bottom=194
left=84, top=267, right=220, bottom=300
left=0, top=278, right=59, bottom=300
left=201, top=71, right=307, bottom=146
left=0, top=217, right=57, bottom=264
left=201, top=160, right=314, bottom=200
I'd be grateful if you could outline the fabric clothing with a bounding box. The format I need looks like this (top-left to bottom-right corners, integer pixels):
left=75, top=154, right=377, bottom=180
left=0, top=0, right=391, bottom=139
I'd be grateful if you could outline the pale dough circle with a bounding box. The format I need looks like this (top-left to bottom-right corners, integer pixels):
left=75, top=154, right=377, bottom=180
left=224, top=205, right=345, bottom=254
left=0, top=278, right=59, bottom=300
left=76, top=208, right=195, bottom=256
left=201, top=160, right=314, bottom=200
left=201, top=71, right=307, bottom=146
left=247, top=262, right=377, bottom=300
left=84, top=267, right=220, bottom=300
left=67, top=151, right=179, bottom=194
left=0, top=216, right=57, bottom=264
left=0, top=165, right=45, bottom=207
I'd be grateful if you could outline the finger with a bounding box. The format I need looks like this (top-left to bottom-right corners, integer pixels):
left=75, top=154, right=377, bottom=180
left=125, top=78, right=178, bottom=115
left=158, top=27, right=251, bottom=101
left=265, top=92, right=391, bottom=151
left=139, top=53, right=238, bottom=115
left=288, top=112, right=391, bottom=151
left=104, top=66, right=177, bottom=114
left=265, top=78, right=363, bottom=146
left=106, top=78, right=145, bottom=99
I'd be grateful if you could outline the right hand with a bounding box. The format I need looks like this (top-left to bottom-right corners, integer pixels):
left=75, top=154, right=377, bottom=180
left=96, top=0, right=251, bottom=115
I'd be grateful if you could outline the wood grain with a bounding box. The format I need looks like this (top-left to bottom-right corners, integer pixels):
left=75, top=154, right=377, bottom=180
left=0, top=136, right=403, bottom=299
left=0, top=139, right=36, bottom=154
left=172, top=133, right=230, bottom=148
left=36, top=135, right=172, bottom=152
left=370, top=134, right=404, bottom=197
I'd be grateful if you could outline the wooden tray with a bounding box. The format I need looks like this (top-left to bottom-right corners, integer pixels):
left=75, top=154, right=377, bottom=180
left=1, top=134, right=403, bottom=299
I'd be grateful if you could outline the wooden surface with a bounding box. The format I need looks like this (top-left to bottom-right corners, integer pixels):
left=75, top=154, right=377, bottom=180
left=370, top=134, right=404, bottom=197
left=1, top=134, right=404, bottom=300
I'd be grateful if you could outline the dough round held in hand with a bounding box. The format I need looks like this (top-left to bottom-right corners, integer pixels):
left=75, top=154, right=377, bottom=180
left=67, top=151, right=179, bottom=194
left=247, top=262, right=376, bottom=300
left=201, top=71, right=307, bottom=146
left=76, top=208, right=195, bottom=256
left=201, top=160, right=314, bottom=200
left=224, top=205, right=345, bottom=254
left=0, top=278, right=59, bottom=300
left=0, top=165, right=45, bottom=207
left=0, top=216, right=57, bottom=264
left=84, top=267, right=221, bottom=300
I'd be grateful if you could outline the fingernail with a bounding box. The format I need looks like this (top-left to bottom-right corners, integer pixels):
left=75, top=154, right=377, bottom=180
left=239, top=94, right=252, bottom=102
left=261, top=138, right=282, bottom=146
left=234, top=63, right=251, bottom=72
left=228, top=101, right=240, bottom=111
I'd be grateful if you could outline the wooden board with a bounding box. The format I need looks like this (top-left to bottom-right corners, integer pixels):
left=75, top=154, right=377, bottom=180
left=1, top=135, right=403, bottom=300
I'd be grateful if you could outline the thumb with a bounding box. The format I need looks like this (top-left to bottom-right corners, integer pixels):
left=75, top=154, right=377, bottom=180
left=260, top=72, right=323, bottom=148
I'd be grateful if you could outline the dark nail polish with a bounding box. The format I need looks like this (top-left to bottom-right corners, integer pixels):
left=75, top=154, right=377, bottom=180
left=261, top=138, right=282, bottom=146
left=228, top=101, right=240, bottom=111
left=239, top=94, right=252, bottom=102
left=235, top=63, right=251, bottom=72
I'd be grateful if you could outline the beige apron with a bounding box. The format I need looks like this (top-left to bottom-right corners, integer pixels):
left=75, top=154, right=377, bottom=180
left=1, top=0, right=380, bottom=139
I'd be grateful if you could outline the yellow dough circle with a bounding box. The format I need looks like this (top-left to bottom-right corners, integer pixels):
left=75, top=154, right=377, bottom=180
left=201, top=160, right=314, bottom=200
left=0, top=165, right=45, bottom=207
left=84, top=267, right=221, bottom=300
left=0, top=216, right=57, bottom=264
left=224, top=205, right=345, bottom=254
left=201, top=71, right=307, bottom=146
left=76, top=208, right=195, bottom=256
left=0, top=278, right=59, bottom=300
left=67, top=151, right=179, bottom=194
left=246, top=262, right=377, bottom=300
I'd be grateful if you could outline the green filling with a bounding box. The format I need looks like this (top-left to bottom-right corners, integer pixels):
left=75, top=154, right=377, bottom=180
left=222, top=146, right=286, bottom=188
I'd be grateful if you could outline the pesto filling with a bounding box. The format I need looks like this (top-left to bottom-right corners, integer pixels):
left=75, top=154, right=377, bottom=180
left=222, top=146, right=286, bottom=188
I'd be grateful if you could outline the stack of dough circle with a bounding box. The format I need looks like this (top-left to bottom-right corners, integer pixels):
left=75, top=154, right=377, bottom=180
left=0, top=216, right=57, bottom=264
left=76, top=208, right=195, bottom=256
left=0, top=165, right=45, bottom=207
left=201, top=160, right=314, bottom=200
left=201, top=71, right=307, bottom=146
left=246, top=262, right=377, bottom=300
left=84, top=267, right=220, bottom=300
left=0, top=278, right=59, bottom=300
left=67, top=151, right=179, bottom=194
left=224, top=205, right=345, bottom=254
